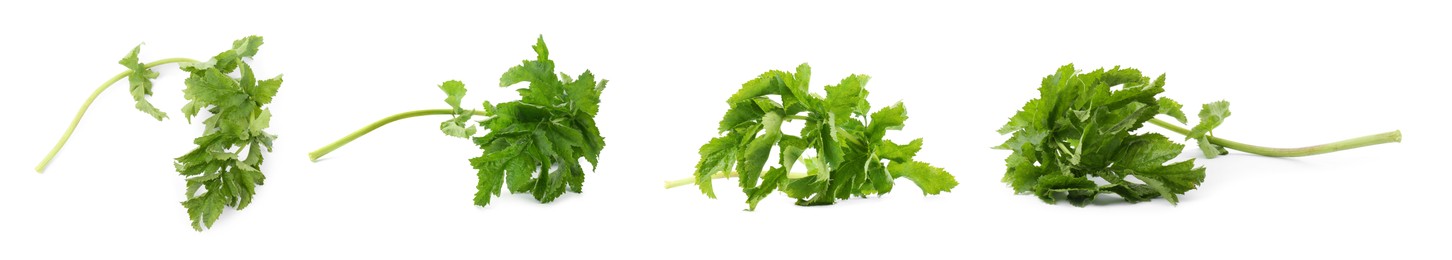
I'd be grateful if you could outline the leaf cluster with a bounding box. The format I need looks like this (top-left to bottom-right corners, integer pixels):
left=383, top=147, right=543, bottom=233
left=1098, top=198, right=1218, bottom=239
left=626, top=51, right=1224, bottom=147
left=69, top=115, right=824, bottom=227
left=438, top=36, right=607, bottom=206
left=694, top=64, right=956, bottom=210
left=996, top=64, right=1229, bottom=206
left=142, top=36, right=283, bottom=230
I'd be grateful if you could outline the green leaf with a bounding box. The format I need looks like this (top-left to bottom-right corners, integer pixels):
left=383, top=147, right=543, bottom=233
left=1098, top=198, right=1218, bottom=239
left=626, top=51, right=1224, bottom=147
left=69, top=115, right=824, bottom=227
left=728, top=70, right=792, bottom=105
left=239, top=62, right=256, bottom=90
left=824, top=74, right=870, bottom=120
left=181, top=70, right=241, bottom=114
left=877, top=138, right=922, bottom=163
left=505, top=157, right=536, bottom=193
left=1197, top=137, right=1226, bottom=158
left=866, top=101, right=908, bottom=141
left=1129, top=160, right=1206, bottom=205
left=249, top=109, right=271, bottom=135
left=694, top=134, right=740, bottom=199
left=1112, top=134, right=1185, bottom=169
left=441, top=120, right=477, bottom=138
left=439, top=80, right=467, bottom=110
left=1032, top=175, right=1098, bottom=206
left=1157, top=97, right=1187, bottom=124
left=231, top=35, right=264, bottom=58
left=1188, top=101, right=1232, bottom=158
left=888, top=161, right=957, bottom=195
left=718, top=100, right=766, bottom=132
left=802, top=116, right=844, bottom=168
left=499, top=65, right=533, bottom=87
left=473, top=160, right=506, bottom=207
left=564, top=70, right=602, bottom=116
left=736, top=112, right=784, bottom=192
left=499, top=36, right=556, bottom=90
left=438, top=80, right=476, bottom=138
left=865, top=162, right=894, bottom=195
left=1187, top=101, right=1231, bottom=139
left=250, top=76, right=283, bottom=104
left=746, top=167, right=786, bottom=211
left=182, top=191, right=225, bottom=231
left=791, top=64, right=812, bottom=96
left=120, top=45, right=168, bottom=120
left=777, top=135, right=806, bottom=173
left=531, top=35, right=549, bottom=60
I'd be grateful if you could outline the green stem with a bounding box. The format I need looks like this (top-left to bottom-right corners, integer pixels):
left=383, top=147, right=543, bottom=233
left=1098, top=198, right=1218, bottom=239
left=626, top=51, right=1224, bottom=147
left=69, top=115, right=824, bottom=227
left=663, top=171, right=811, bottom=189
left=1146, top=118, right=1401, bottom=157
left=35, top=58, right=201, bottom=173
left=308, top=109, right=483, bottom=161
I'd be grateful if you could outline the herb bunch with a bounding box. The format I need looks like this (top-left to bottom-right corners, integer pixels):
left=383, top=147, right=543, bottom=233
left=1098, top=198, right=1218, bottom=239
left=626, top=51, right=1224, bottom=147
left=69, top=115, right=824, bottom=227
left=309, top=36, right=606, bottom=206
left=996, top=64, right=1400, bottom=206
left=35, top=36, right=282, bottom=231
left=667, top=64, right=957, bottom=210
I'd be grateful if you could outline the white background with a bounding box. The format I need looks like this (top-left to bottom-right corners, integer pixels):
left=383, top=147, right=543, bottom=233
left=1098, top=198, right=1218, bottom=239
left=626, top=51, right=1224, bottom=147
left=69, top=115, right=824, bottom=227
left=1, top=0, right=1447, bottom=259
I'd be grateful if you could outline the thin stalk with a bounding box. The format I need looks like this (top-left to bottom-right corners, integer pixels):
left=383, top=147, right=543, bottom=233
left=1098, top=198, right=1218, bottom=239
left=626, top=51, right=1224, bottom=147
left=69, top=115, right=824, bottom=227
left=35, top=58, right=201, bottom=173
left=1146, top=118, right=1401, bottom=157
left=663, top=171, right=811, bottom=189
left=308, top=109, right=482, bottom=161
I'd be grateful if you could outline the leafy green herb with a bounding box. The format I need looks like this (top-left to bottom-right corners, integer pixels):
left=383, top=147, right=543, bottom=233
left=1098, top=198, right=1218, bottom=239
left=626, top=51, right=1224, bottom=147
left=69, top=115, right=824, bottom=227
left=36, top=36, right=282, bottom=231
left=665, top=64, right=957, bottom=210
left=996, top=64, right=1400, bottom=206
left=309, top=36, right=606, bottom=206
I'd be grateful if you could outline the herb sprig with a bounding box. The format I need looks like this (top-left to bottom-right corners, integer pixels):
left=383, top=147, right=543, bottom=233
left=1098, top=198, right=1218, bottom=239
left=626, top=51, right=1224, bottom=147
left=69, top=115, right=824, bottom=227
left=35, top=36, right=283, bottom=231
left=996, top=64, right=1400, bottom=206
left=665, top=64, right=957, bottom=210
left=309, top=36, right=606, bottom=206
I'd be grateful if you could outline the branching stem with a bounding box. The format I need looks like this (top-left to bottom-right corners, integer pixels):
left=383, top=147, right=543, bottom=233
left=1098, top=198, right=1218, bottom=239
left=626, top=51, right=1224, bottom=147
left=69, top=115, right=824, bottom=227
left=1146, top=118, right=1401, bottom=157
left=35, top=58, right=202, bottom=173
left=308, top=109, right=483, bottom=161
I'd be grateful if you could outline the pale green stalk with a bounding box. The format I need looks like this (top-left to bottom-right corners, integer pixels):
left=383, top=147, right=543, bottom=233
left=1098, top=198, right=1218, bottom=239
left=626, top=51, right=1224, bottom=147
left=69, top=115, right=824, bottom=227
left=35, top=58, right=201, bottom=173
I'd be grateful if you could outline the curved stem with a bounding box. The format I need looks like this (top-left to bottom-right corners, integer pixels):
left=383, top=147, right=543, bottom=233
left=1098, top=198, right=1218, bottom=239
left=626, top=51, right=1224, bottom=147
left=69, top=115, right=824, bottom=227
left=308, top=109, right=484, bottom=161
left=35, top=58, right=201, bottom=173
left=664, top=171, right=810, bottom=189
left=1146, top=118, right=1401, bottom=157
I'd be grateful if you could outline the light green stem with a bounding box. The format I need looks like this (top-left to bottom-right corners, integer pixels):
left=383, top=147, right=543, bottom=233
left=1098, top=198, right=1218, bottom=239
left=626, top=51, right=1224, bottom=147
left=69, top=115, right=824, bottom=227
left=1147, top=118, right=1401, bottom=157
left=35, top=58, right=201, bottom=173
left=663, top=171, right=810, bottom=189
left=308, top=109, right=483, bottom=161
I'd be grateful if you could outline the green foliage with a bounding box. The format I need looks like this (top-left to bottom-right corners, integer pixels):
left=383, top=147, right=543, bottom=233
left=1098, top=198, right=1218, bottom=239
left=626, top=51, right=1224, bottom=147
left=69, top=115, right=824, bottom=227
left=438, top=80, right=476, bottom=138
left=120, top=45, right=167, bottom=120
left=439, top=36, right=607, bottom=206
left=996, top=64, right=1228, bottom=206
left=1187, top=101, right=1231, bottom=158
left=166, top=35, right=282, bottom=230
left=694, top=63, right=957, bottom=210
